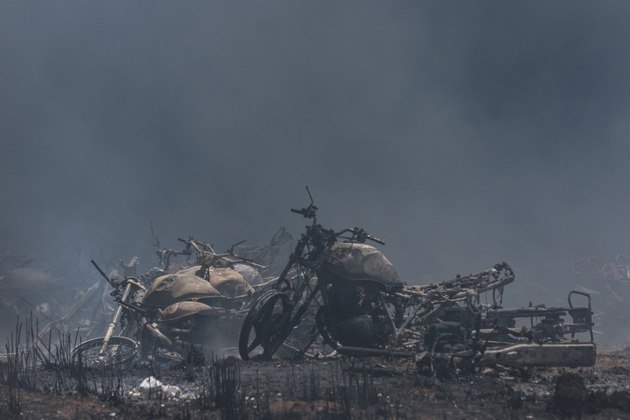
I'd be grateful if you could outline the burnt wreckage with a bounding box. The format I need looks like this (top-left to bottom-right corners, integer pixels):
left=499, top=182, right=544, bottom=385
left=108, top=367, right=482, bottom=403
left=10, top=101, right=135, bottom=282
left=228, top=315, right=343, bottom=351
left=60, top=188, right=595, bottom=373
left=238, top=188, right=596, bottom=373
left=69, top=236, right=285, bottom=367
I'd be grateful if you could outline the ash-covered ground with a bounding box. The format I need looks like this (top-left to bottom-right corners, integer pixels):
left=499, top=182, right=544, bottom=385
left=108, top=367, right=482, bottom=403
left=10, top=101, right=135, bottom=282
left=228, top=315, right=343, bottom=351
left=2, top=347, right=630, bottom=419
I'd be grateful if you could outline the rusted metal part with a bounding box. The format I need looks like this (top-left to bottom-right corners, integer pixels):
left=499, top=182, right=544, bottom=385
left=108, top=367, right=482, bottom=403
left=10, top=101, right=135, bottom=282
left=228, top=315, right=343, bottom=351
left=236, top=227, right=293, bottom=277
left=483, top=343, right=596, bottom=367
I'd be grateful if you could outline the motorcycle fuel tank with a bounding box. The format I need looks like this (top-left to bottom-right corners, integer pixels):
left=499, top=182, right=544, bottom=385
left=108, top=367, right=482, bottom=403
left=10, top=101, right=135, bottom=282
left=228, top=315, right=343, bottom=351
left=173, top=265, right=254, bottom=297
left=142, top=272, right=222, bottom=308
left=159, top=300, right=219, bottom=323
left=323, top=242, right=402, bottom=289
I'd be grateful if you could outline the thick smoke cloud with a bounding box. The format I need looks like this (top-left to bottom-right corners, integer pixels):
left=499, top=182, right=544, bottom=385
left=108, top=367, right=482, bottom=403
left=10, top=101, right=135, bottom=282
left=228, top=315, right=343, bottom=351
left=1, top=2, right=630, bottom=312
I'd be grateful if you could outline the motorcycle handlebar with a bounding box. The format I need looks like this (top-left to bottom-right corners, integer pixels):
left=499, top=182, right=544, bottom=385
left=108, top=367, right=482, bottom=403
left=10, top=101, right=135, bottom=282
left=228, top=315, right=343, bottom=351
left=367, top=234, right=385, bottom=245
left=291, top=205, right=318, bottom=219
left=336, top=228, right=386, bottom=245
left=177, top=237, right=202, bottom=253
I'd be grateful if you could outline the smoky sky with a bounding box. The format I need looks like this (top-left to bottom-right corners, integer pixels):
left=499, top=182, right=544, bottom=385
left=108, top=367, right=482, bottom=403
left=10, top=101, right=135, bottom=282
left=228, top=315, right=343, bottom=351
left=1, top=1, right=630, bottom=305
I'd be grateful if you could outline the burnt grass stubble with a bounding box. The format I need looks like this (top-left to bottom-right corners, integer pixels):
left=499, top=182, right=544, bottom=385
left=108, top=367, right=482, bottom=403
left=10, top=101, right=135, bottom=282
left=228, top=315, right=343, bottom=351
left=0, top=315, right=629, bottom=418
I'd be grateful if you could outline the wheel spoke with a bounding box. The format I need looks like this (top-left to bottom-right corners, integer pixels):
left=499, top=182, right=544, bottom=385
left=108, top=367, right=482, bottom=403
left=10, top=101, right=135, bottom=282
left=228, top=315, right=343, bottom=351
left=253, top=321, right=262, bottom=337
left=73, top=336, right=137, bottom=368
left=239, top=291, right=293, bottom=360
left=257, top=297, right=277, bottom=323
left=247, top=336, right=262, bottom=353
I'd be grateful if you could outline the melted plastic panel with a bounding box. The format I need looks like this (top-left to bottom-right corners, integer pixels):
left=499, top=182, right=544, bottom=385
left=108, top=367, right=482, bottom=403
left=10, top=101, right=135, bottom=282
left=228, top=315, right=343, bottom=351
left=143, top=273, right=221, bottom=308
left=324, top=243, right=401, bottom=287
left=159, top=300, right=219, bottom=323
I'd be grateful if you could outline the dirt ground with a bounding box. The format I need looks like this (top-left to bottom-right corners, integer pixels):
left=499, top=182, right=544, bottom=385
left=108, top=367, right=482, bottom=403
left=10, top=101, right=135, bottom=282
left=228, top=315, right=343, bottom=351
left=1, top=348, right=630, bottom=419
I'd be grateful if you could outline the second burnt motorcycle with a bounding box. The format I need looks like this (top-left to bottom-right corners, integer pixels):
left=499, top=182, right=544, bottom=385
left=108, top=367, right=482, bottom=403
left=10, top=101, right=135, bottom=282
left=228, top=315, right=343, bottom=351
left=239, top=188, right=404, bottom=360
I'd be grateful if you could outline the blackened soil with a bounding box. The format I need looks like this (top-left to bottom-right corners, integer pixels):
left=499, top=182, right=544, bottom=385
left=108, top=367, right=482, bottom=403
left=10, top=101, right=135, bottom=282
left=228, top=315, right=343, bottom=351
left=1, top=350, right=630, bottom=419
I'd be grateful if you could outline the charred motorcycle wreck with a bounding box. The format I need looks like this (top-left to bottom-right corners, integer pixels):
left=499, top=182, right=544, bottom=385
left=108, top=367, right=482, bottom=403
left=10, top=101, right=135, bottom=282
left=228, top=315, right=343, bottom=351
left=239, top=188, right=596, bottom=374
left=71, top=237, right=274, bottom=367
left=68, top=188, right=597, bottom=372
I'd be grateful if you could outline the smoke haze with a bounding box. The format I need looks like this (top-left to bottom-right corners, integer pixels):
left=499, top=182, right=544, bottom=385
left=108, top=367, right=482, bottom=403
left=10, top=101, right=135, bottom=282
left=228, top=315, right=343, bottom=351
left=1, top=2, right=630, bottom=317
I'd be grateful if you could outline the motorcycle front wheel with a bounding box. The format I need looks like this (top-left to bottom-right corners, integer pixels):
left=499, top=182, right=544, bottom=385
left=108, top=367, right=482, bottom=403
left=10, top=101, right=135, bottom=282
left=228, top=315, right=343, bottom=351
left=71, top=336, right=138, bottom=368
left=239, top=291, right=292, bottom=360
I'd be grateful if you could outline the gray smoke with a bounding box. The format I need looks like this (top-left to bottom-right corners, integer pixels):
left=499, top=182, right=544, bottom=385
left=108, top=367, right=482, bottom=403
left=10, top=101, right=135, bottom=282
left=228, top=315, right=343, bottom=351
left=1, top=2, right=629, bottom=324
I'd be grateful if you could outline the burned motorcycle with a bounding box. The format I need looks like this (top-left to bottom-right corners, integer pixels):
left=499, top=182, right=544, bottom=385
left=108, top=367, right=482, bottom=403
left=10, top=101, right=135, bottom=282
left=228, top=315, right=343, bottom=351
left=72, top=240, right=270, bottom=367
left=70, top=262, right=170, bottom=367
left=239, top=188, right=404, bottom=360
left=238, top=188, right=597, bottom=372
